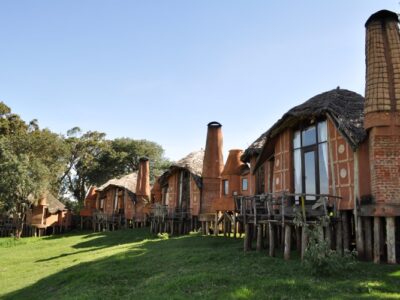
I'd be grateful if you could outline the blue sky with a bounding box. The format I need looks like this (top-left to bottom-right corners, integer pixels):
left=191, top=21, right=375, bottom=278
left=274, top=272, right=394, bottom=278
left=1, top=1, right=398, bottom=161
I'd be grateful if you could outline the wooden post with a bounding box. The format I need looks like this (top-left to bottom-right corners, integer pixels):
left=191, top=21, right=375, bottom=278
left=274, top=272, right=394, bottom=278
left=325, top=225, right=332, bottom=250
left=296, top=227, right=302, bottom=251
left=336, top=214, right=343, bottom=255
left=284, top=224, right=292, bottom=260
left=342, top=211, right=350, bottom=251
left=214, top=214, right=219, bottom=236
left=386, top=217, right=396, bottom=264
left=356, top=216, right=365, bottom=259
left=170, top=220, right=174, bottom=235
left=364, top=217, right=373, bottom=261
left=206, top=221, right=210, bottom=235
left=244, top=223, right=250, bottom=252
left=256, top=225, right=263, bottom=252
left=301, top=225, right=308, bottom=260
left=269, top=223, right=275, bottom=257
left=373, top=217, right=381, bottom=264
left=80, top=216, right=83, bottom=230
left=233, top=214, right=237, bottom=238
left=201, top=221, right=206, bottom=235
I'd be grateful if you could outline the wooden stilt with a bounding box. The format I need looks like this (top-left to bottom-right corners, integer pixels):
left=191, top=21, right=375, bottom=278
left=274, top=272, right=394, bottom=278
left=364, top=217, right=373, bottom=261
left=284, top=224, right=292, bottom=260
left=301, top=225, right=308, bottom=260
left=256, top=225, right=262, bottom=252
left=214, top=214, right=219, bottom=237
left=296, top=227, right=302, bottom=251
left=356, top=216, right=365, bottom=259
left=244, top=223, right=250, bottom=252
left=325, top=225, right=332, bottom=250
left=373, top=217, right=381, bottom=264
left=201, top=221, right=206, bottom=235
left=336, top=215, right=343, bottom=255
left=80, top=216, right=83, bottom=230
left=386, top=217, right=396, bottom=264
left=206, top=221, right=210, bottom=235
left=342, top=211, right=350, bottom=251
left=269, top=223, right=275, bottom=257
left=170, top=220, right=174, bottom=235
left=233, top=214, right=237, bottom=238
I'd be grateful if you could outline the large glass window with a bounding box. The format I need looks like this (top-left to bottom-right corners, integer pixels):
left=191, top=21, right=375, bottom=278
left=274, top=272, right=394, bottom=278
left=293, top=120, right=329, bottom=200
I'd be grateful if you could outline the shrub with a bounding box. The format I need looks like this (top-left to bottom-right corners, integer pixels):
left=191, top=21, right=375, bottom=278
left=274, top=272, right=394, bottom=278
left=303, top=226, right=357, bottom=277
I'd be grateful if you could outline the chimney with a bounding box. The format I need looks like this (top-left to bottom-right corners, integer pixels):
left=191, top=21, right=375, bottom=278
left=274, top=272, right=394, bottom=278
left=365, top=10, right=400, bottom=129
left=136, top=157, right=150, bottom=200
left=222, top=149, right=244, bottom=177
left=201, top=121, right=224, bottom=214
left=364, top=10, right=400, bottom=206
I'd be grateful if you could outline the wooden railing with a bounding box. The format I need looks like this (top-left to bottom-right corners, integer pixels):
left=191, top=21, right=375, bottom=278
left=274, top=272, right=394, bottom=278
left=235, top=192, right=341, bottom=224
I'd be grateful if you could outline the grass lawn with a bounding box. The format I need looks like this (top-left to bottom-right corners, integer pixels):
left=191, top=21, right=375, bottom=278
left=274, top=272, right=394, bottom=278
left=0, top=229, right=399, bottom=299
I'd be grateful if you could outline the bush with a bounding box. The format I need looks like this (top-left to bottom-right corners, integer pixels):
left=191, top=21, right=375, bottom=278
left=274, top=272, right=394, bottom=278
left=303, top=226, right=357, bottom=277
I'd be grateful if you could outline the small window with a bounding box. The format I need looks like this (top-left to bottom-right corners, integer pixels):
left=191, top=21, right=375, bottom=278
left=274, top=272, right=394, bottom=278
left=223, top=180, right=229, bottom=196
left=242, top=178, right=248, bottom=191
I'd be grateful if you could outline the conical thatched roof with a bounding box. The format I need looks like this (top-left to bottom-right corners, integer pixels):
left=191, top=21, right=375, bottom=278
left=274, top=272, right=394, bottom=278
left=252, top=88, right=366, bottom=170
left=97, top=172, right=138, bottom=194
left=241, top=132, right=267, bottom=163
left=159, top=149, right=205, bottom=188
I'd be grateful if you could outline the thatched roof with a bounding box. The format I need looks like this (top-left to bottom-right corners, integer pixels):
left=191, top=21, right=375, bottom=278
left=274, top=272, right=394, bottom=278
left=159, top=149, right=205, bottom=188
left=97, top=172, right=138, bottom=194
left=254, top=88, right=366, bottom=170
left=241, top=132, right=267, bottom=163
left=30, top=192, right=66, bottom=214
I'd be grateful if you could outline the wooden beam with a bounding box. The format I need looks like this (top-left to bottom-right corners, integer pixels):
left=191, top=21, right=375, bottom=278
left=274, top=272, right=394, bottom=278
left=364, top=217, right=373, bottom=261
left=342, top=211, right=350, bottom=251
left=386, top=217, right=397, bottom=264
left=256, top=225, right=263, bottom=252
left=244, top=223, right=250, bottom=252
left=301, top=226, right=308, bottom=260
left=373, top=217, right=381, bottom=264
left=356, top=216, right=365, bottom=259
left=269, top=223, right=275, bottom=257
left=284, top=224, right=292, bottom=260
left=336, top=214, right=343, bottom=255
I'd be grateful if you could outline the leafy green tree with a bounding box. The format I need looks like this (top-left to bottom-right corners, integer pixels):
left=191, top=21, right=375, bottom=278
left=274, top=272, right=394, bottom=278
left=0, top=102, right=68, bottom=237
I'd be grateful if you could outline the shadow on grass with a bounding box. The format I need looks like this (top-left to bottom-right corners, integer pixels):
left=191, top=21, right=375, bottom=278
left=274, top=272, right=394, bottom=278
left=3, top=230, right=400, bottom=300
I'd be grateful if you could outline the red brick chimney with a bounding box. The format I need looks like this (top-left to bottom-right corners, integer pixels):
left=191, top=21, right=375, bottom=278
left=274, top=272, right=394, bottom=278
left=365, top=10, right=400, bottom=206
left=201, top=121, right=224, bottom=214
left=136, top=157, right=150, bottom=200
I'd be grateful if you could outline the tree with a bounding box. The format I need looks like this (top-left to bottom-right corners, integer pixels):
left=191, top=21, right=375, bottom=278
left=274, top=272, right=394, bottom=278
left=0, top=102, right=68, bottom=238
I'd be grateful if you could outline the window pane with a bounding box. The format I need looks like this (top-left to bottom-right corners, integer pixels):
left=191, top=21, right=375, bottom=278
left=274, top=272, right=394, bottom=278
left=293, top=130, right=301, bottom=149
left=223, top=180, right=229, bottom=195
left=304, top=151, right=316, bottom=200
left=242, top=178, right=248, bottom=191
left=302, top=126, right=316, bottom=146
left=318, top=121, right=328, bottom=143
left=294, top=149, right=302, bottom=194
left=319, top=143, right=329, bottom=194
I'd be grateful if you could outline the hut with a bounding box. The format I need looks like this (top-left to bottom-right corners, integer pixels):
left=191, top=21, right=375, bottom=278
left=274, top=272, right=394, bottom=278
left=237, top=10, right=400, bottom=264
left=26, top=192, right=71, bottom=236
left=80, top=186, right=98, bottom=229
left=150, top=149, right=204, bottom=235
left=87, top=157, right=151, bottom=231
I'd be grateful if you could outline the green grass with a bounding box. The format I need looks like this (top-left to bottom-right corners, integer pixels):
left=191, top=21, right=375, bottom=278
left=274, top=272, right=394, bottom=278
left=0, top=229, right=399, bottom=299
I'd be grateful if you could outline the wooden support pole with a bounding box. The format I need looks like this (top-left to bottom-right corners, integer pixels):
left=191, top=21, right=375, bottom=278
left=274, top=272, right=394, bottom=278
left=325, top=225, right=332, bottom=250
left=296, top=227, right=302, bottom=251
left=206, top=221, right=210, bottom=235
left=233, top=214, right=237, bottom=238
left=244, top=223, right=250, bottom=252
left=269, top=223, right=275, bottom=257
left=201, top=221, right=206, bottom=235
left=301, top=226, right=308, bottom=260
left=256, top=225, right=263, bottom=252
left=336, top=214, right=343, bottom=255
left=170, top=220, right=174, bottom=236
left=373, top=217, right=381, bottom=264
left=284, top=224, right=292, bottom=260
left=356, top=216, right=365, bottom=259
left=214, top=214, right=219, bottom=236
left=80, top=216, right=83, bottom=230
left=364, top=217, right=373, bottom=261
left=386, top=217, right=396, bottom=264
left=342, top=211, right=350, bottom=251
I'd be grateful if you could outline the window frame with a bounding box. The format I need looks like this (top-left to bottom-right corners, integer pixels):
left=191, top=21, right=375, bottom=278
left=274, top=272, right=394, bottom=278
left=242, top=178, right=248, bottom=191
left=293, top=120, right=328, bottom=199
